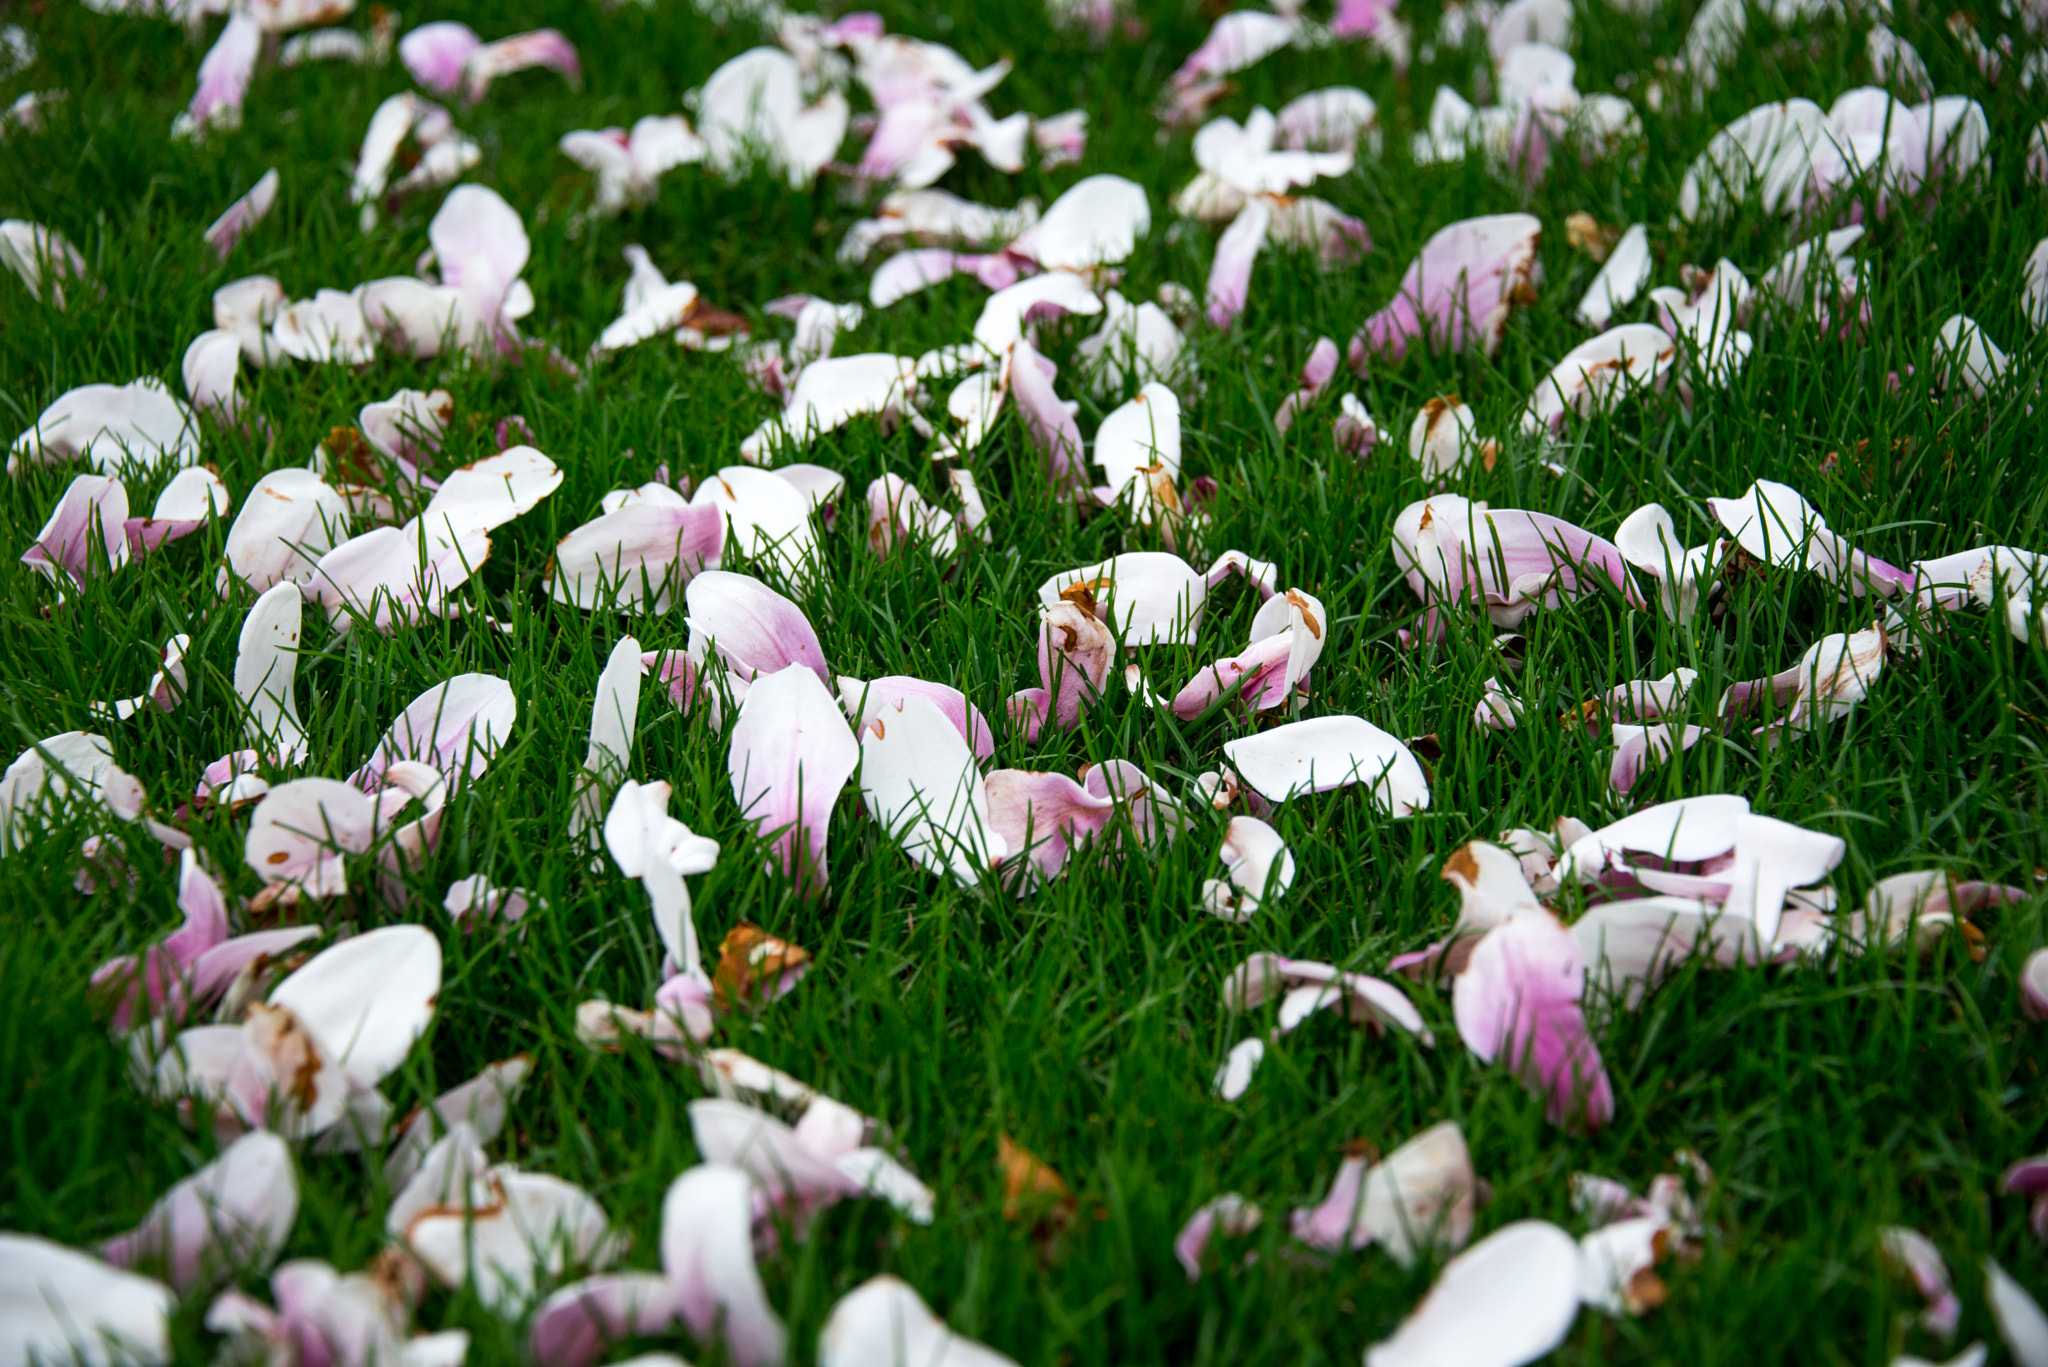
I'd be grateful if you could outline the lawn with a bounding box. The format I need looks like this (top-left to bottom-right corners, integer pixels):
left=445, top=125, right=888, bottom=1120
left=3, top=0, right=2048, bottom=1363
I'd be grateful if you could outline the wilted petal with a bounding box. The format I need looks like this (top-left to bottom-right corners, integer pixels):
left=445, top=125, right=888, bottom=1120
left=268, top=923, right=441, bottom=1090
left=1362, top=1221, right=1581, bottom=1367
left=407, top=1168, right=615, bottom=1315
left=1008, top=337, right=1088, bottom=496
left=728, top=665, right=859, bottom=896
left=0, top=1234, right=174, bottom=1367
left=1036, top=550, right=1274, bottom=646
left=1578, top=1217, right=1670, bottom=1317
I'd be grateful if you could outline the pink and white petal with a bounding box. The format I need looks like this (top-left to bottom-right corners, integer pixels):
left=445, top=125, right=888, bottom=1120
left=99, top=1131, right=297, bottom=1293
left=462, top=29, right=581, bottom=102
left=684, top=570, right=829, bottom=682
left=549, top=502, right=724, bottom=611
left=1362, top=1221, right=1582, bottom=1367
left=1360, top=1122, right=1476, bottom=1266
left=1007, top=338, right=1089, bottom=496
left=204, top=169, right=279, bottom=260
left=838, top=675, right=996, bottom=761
left=1176, top=1194, right=1261, bottom=1280
left=1204, top=198, right=1273, bottom=330
left=858, top=694, right=1002, bottom=885
left=1291, top=1150, right=1372, bottom=1251
left=660, top=1164, right=789, bottom=1367
left=129, top=466, right=231, bottom=554
left=420, top=448, right=563, bottom=546
left=727, top=664, right=859, bottom=896
left=983, top=769, right=1117, bottom=884
left=399, top=22, right=481, bottom=96
left=1453, top=910, right=1613, bottom=1131
left=1881, top=1227, right=1962, bottom=1340
left=23, top=473, right=130, bottom=587
left=352, top=673, right=517, bottom=789
left=267, top=924, right=440, bottom=1091
left=1213, top=1036, right=1265, bottom=1100
left=182, top=330, right=244, bottom=419
left=178, top=13, right=260, bottom=137
left=529, top=1272, right=680, bottom=1367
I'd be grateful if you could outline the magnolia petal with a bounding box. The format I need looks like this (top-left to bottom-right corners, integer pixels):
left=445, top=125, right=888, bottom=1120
left=1454, top=910, right=1613, bottom=1131
left=269, top=924, right=440, bottom=1089
left=98, top=1130, right=297, bottom=1293
left=1204, top=198, right=1273, bottom=329
left=661, top=1164, right=788, bottom=1367
left=838, top=675, right=995, bottom=762
left=1350, top=213, right=1543, bottom=367
left=23, top=472, right=130, bottom=587
left=218, top=468, right=349, bottom=594
left=1008, top=173, right=1149, bottom=271
left=1201, top=816, right=1294, bottom=921
left=1363, top=1221, right=1582, bottom=1367
left=1989, top=1261, right=2048, bottom=1367
left=384, top=1056, right=534, bottom=1190
left=1578, top=1217, right=1669, bottom=1316
left=728, top=664, right=859, bottom=896
left=549, top=501, right=725, bottom=611
left=233, top=582, right=309, bottom=762
left=859, top=695, right=1003, bottom=886
left=407, top=1169, right=614, bottom=1315
left=1575, top=224, right=1651, bottom=328
left=11, top=379, right=201, bottom=477
left=1175, top=1194, right=1262, bottom=1281
left=1223, top=716, right=1430, bottom=814
left=353, top=674, right=517, bottom=789
left=1521, top=324, right=1675, bottom=437
left=685, top=570, right=829, bottom=682
left=820, top=1275, right=1017, bottom=1367
left=205, top=168, right=279, bottom=260
left=529, top=1271, right=680, bottom=1367
left=0, top=1234, right=174, bottom=1367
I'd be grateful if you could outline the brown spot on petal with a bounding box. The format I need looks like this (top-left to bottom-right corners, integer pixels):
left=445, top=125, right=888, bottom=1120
left=1624, top=1266, right=1670, bottom=1314
left=1340, top=1137, right=1381, bottom=1164
left=714, top=922, right=811, bottom=1010
left=1058, top=583, right=1101, bottom=619
left=266, top=851, right=289, bottom=865
left=1285, top=589, right=1323, bottom=639
left=1442, top=843, right=1481, bottom=888
left=245, top=1002, right=323, bottom=1108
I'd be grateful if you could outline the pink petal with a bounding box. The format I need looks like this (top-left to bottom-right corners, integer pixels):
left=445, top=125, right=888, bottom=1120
left=688, top=1099, right=860, bottom=1226
left=204, top=168, right=279, bottom=260
left=549, top=501, right=726, bottom=610
left=1453, top=909, right=1613, bottom=1131
left=1348, top=213, right=1543, bottom=369
left=838, top=675, right=996, bottom=761
left=661, top=1165, right=788, bottom=1367
left=23, top=473, right=129, bottom=587
left=685, top=570, right=829, bottom=682
left=1176, top=1193, right=1261, bottom=1280
left=727, top=664, right=859, bottom=897
left=984, top=769, right=1117, bottom=884
left=2024, top=949, right=2048, bottom=1023
left=530, top=1272, right=680, bottom=1367
left=399, top=21, right=482, bottom=96
left=128, top=467, right=231, bottom=556
left=350, top=674, right=517, bottom=790
left=1204, top=199, right=1273, bottom=329
left=462, top=29, right=580, bottom=103
left=99, top=1131, right=297, bottom=1293
left=1007, top=338, right=1089, bottom=497
left=180, top=13, right=260, bottom=136
left=1272, top=336, right=1339, bottom=431
left=428, top=184, right=530, bottom=339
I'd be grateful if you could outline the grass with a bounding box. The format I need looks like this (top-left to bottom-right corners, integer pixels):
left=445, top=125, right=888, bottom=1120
left=3, top=0, right=2048, bottom=1362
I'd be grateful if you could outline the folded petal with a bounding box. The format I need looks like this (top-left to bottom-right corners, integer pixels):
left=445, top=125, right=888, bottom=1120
left=859, top=694, right=1003, bottom=885
left=1223, top=716, right=1429, bottom=814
